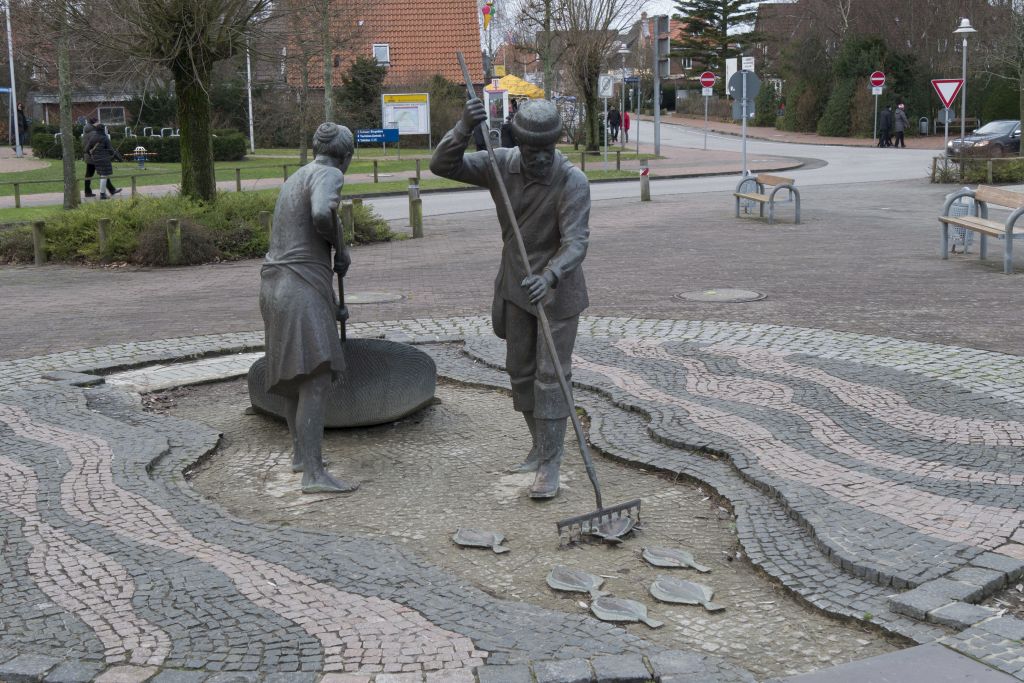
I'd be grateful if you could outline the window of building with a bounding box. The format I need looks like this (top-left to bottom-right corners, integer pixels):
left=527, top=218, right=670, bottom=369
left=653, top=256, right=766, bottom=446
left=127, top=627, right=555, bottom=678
left=373, top=43, right=391, bottom=66
left=97, top=107, right=126, bottom=125
left=683, top=57, right=693, bottom=70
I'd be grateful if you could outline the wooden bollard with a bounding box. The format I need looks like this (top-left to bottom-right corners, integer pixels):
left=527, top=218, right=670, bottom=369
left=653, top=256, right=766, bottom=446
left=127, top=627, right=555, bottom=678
left=408, top=177, right=420, bottom=226
left=13, top=182, right=20, bottom=208
left=640, top=160, right=650, bottom=202
left=32, top=221, right=46, bottom=265
left=341, top=201, right=355, bottom=243
left=411, top=198, right=423, bottom=239
left=258, top=210, right=271, bottom=240
left=131, top=175, right=138, bottom=197
left=373, top=160, right=379, bottom=183
left=97, top=218, right=110, bottom=255
left=167, top=218, right=182, bottom=265
left=235, top=168, right=242, bottom=192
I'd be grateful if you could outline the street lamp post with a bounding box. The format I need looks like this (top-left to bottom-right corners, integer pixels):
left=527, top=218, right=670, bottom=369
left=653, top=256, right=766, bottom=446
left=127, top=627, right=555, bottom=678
left=618, top=45, right=629, bottom=149
left=4, top=0, right=21, bottom=158
left=954, top=18, right=976, bottom=171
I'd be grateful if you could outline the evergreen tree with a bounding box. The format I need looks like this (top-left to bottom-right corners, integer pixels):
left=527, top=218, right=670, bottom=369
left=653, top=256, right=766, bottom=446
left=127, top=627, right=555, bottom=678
left=336, top=57, right=388, bottom=132
left=672, top=0, right=759, bottom=85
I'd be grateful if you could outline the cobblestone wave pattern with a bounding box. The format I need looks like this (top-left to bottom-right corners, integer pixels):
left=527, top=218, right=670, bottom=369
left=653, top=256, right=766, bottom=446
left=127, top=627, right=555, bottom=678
left=1, top=316, right=1023, bottom=680
left=460, top=333, right=1024, bottom=588
left=0, top=401, right=485, bottom=675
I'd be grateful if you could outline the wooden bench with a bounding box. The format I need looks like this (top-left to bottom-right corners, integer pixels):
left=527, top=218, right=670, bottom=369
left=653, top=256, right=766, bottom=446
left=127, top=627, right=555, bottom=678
left=938, top=185, right=1024, bottom=274
left=733, top=174, right=801, bottom=225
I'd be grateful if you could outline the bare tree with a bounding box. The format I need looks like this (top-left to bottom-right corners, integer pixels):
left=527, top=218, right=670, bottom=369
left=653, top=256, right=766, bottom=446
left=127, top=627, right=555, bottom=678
left=67, top=0, right=272, bottom=201
left=978, top=2, right=1024, bottom=153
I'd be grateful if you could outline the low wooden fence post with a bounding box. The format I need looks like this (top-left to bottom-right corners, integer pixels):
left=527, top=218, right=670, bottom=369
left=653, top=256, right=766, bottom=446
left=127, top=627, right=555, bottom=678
left=167, top=218, right=182, bottom=265
left=236, top=168, right=242, bottom=192
left=282, top=164, right=290, bottom=181
left=412, top=199, right=423, bottom=239
left=341, top=201, right=355, bottom=244
left=616, top=150, right=621, bottom=171
left=13, top=182, right=20, bottom=208
left=580, top=152, right=586, bottom=171
left=373, top=160, right=379, bottom=183
left=97, top=218, right=110, bottom=256
left=258, top=211, right=271, bottom=240
left=415, top=158, right=421, bottom=183
left=408, top=178, right=420, bottom=227
left=32, top=221, right=46, bottom=266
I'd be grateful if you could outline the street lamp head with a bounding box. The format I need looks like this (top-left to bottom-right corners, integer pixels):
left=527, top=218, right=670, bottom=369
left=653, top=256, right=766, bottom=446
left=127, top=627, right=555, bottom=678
left=953, top=18, right=977, bottom=35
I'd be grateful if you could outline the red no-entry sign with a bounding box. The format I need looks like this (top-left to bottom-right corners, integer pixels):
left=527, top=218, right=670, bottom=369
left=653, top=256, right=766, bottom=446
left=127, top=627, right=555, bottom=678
left=699, top=71, right=716, bottom=88
left=869, top=71, right=886, bottom=87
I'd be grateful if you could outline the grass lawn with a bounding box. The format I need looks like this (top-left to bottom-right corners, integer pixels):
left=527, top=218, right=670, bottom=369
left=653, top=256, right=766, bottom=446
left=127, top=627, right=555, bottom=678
left=0, top=147, right=644, bottom=204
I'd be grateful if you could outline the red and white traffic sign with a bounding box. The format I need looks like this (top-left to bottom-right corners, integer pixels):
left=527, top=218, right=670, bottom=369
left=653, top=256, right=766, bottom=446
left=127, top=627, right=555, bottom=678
left=699, top=71, right=716, bottom=88
left=932, top=79, right=964, bottom=109
left=869, top=71, right=886, bottom=87
left=640, top=167, right=650, bottom=176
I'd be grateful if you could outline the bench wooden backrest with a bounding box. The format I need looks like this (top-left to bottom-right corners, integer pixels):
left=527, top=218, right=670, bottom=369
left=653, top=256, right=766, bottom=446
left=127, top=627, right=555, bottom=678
left=975, top=185, right=1024, bottom=209
left=756, top=174, right=794, bottom=187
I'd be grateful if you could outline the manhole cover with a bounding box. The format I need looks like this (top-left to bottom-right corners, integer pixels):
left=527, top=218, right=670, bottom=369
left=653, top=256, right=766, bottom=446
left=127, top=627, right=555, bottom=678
left=345, top=291, right=404, bottom=304
left=676, top=289, right=766, bottom=303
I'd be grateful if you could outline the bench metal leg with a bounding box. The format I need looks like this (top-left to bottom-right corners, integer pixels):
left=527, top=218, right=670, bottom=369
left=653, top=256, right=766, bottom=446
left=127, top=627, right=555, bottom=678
left=1005, top=234, right=1014, bottom=274
left=941, top=224, right=949, bottom=259
left=735, top=196, right=740, bottom=218
left=793, top=193, right=800, bottom=224
left=759, top=202, right=765, bottom=219
left=980, top=234, right=987, bottom=261
left=768, top=201, right=774, bottom=225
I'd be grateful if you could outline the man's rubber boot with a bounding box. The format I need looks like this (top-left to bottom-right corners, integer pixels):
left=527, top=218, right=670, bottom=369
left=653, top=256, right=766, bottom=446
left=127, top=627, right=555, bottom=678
left=507, top=411, right=540, bottom=473
left=529, top=418, right=567, bottom=499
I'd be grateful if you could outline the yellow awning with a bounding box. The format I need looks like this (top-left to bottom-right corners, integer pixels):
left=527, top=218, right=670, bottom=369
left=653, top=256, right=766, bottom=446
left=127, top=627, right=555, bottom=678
left=484, top=74, right=545, bottom=99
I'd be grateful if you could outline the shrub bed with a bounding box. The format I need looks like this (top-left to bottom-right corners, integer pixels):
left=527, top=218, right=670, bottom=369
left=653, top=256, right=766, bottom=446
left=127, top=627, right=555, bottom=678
left=0, top=192, right=398, bottom=265
left=31, top=127, right=248, bottom=163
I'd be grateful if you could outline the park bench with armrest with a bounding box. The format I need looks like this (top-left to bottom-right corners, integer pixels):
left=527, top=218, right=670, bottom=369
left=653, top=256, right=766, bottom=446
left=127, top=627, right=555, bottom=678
left=733, top=173, right=801, bottom=225
left=938, top=185, right=1024, bottom=274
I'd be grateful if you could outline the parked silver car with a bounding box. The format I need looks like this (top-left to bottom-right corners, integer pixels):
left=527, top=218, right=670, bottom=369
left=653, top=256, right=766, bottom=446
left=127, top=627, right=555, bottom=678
left=946, top=120, right=1021, bottom=157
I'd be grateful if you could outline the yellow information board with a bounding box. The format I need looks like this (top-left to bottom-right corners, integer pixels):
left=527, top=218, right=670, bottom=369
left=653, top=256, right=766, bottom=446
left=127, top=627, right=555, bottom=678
left=381, top=93, right=431, bottom=135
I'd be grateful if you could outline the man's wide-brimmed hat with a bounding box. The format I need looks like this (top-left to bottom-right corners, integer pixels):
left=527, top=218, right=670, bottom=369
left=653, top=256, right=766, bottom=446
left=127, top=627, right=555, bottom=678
left=511, top=99, right=562, bottom=147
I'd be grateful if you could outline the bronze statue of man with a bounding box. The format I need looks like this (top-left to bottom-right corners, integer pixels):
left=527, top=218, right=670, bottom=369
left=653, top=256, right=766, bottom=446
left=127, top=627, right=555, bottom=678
left=431, top=98, right=590, bottom=499
left=259, top=122, right=359, bottom=494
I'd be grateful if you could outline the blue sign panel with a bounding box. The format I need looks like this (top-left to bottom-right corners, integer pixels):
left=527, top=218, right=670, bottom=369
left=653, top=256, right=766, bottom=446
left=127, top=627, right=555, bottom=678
left=356, top=128, right=400, bottom=143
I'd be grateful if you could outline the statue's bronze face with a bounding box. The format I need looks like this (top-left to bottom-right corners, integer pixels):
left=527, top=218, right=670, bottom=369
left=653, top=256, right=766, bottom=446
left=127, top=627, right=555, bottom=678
left=520, top=143, right=554, bottom=180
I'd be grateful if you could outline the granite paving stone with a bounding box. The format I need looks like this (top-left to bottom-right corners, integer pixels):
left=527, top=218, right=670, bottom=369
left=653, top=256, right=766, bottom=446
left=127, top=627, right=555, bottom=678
left=588, top=655, right=651, bottom=683
left=532, top=658, right=593, bottom=683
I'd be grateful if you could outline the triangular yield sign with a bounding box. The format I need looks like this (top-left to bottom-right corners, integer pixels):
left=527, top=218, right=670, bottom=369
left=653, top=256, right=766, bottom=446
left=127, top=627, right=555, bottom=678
left=932, top=79, right=964, bottom=109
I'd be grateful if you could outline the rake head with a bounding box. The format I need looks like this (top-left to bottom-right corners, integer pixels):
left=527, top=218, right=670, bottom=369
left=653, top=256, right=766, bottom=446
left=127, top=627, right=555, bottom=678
left=556, top=498, right=642, bottom=546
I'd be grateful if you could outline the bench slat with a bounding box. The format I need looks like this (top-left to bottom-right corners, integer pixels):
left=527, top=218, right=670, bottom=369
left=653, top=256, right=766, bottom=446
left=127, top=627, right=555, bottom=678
left=755, top=174, right=794, bottom=187
left=734, top=192, right=770, bottom=202
left=975, top=185, right=1024, bottom=209
left=940, top=215, right=1008, bottom=237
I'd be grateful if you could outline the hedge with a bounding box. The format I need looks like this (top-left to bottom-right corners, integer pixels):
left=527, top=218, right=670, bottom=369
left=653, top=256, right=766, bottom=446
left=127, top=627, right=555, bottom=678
left=0, top=191, right=397, bottom=265
left=31, top=129, right=248, bottom=163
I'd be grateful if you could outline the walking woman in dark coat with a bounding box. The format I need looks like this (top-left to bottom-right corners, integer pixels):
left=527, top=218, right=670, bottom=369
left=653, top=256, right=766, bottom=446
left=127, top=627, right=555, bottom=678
left=83, top=123, right=120, bottom=199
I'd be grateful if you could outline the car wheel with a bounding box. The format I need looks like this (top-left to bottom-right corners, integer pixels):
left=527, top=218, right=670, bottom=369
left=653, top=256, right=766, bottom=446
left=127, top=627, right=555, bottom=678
left=991, top=145, right=1004, bottom=158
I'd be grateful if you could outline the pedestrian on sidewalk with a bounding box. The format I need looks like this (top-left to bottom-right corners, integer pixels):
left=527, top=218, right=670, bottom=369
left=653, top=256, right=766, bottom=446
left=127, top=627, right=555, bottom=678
left=11, top=103, right=27, bottom=150
left=607, top=105, right=621, bottom=143
left=83, top=122, right=122, bottom=199
left=878, top=105, right=893, bottom=148
left=893, top=104, right=909, bottom=148
left=83, top=120, right=122, bottom=197
left=622, top=110, right=630, bottom=143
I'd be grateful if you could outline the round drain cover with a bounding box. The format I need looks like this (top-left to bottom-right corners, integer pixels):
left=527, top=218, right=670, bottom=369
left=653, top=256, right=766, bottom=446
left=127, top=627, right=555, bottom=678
left=345, top=291, right=404, bottom=304
left=676, top=288, right=766, bottom=303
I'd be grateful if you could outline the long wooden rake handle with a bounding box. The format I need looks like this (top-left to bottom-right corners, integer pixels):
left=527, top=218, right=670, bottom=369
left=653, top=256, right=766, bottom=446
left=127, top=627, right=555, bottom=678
left=456, top=52, right=604, bottom=510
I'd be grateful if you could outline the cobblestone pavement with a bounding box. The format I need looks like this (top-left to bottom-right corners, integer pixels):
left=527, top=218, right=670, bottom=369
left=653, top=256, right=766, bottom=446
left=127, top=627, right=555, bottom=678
left=1, top=316, right=1023, bottom=680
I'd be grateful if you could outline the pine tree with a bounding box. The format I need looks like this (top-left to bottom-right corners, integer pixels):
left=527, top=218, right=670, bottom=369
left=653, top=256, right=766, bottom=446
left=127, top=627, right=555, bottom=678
left=336, top=57, right=388, bottom=132
left=672, top=0, right=759, bottom=78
